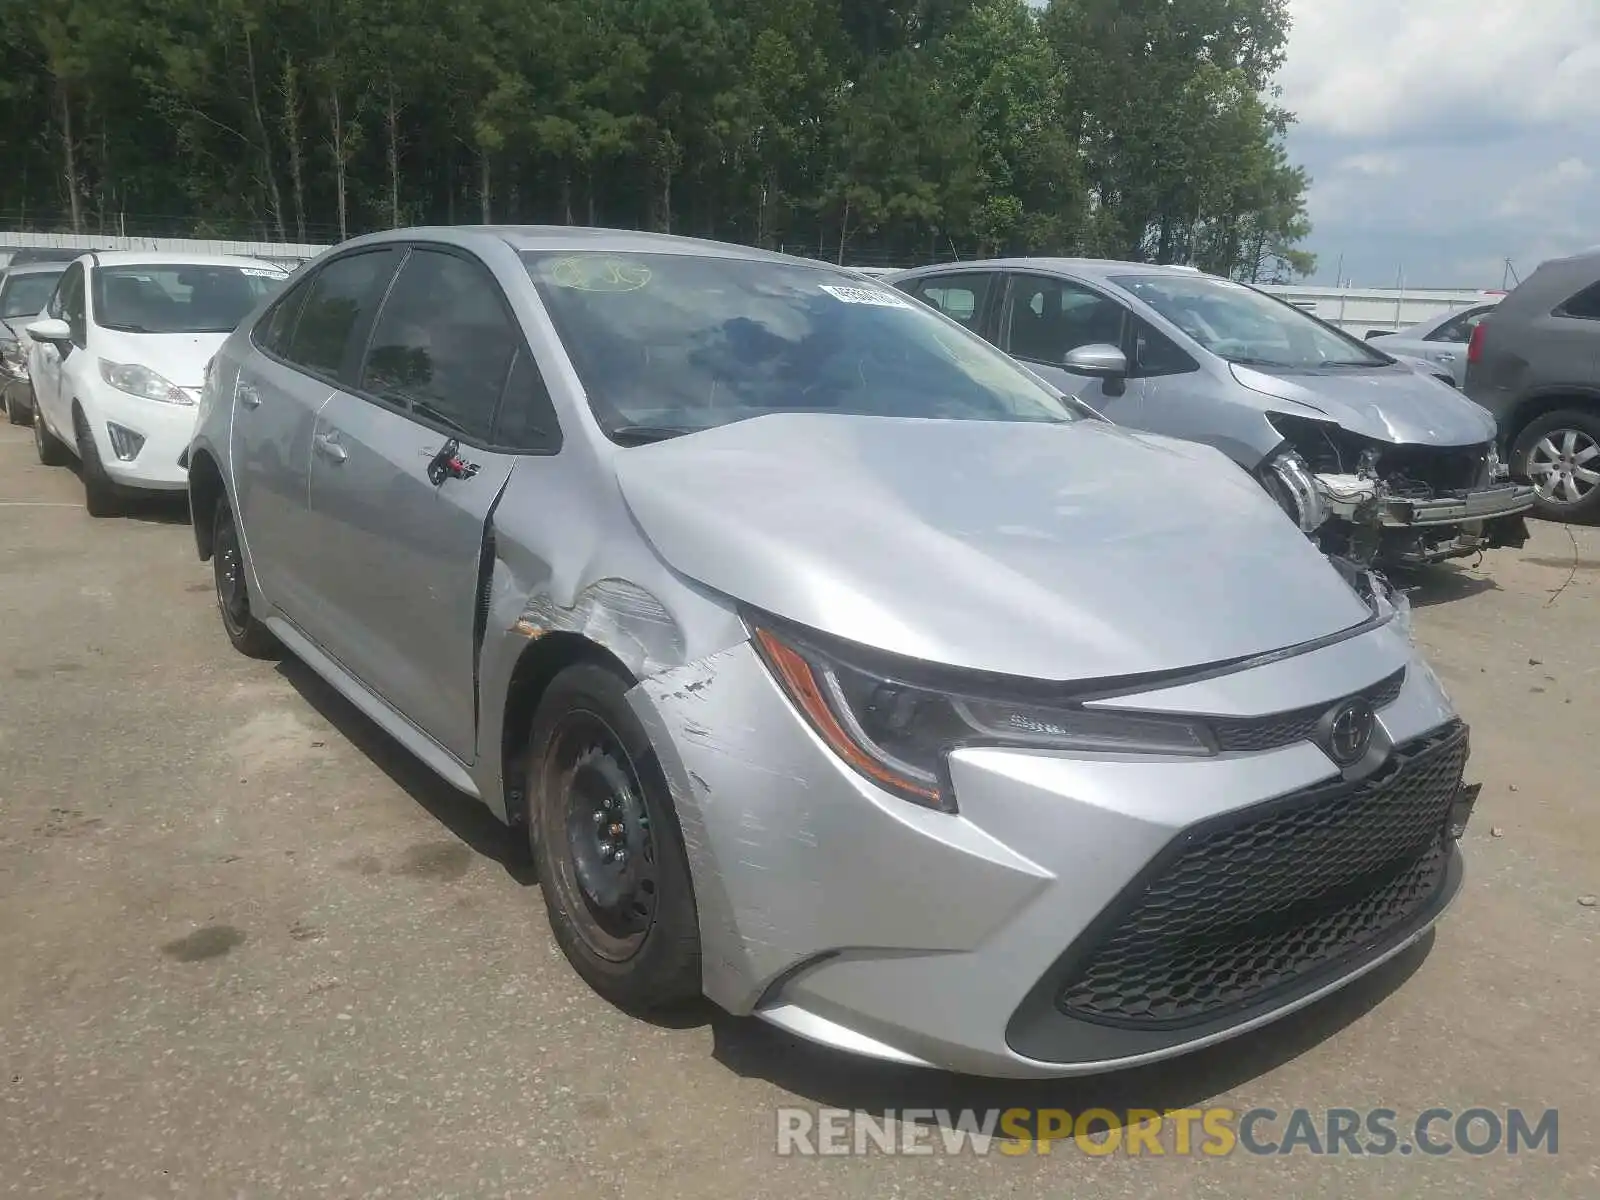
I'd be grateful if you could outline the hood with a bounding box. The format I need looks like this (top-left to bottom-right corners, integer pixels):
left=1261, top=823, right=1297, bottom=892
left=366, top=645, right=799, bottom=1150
left=93, top=329, right=230, bottom=389
left=1230, top=362, right=1494, bottom=447
left=612, top=414, right=1373, bottom=683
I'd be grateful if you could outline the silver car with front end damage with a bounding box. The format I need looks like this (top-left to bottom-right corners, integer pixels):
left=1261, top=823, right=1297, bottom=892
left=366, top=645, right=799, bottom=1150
left=188, top=227, right=1478, bottom=1079
left=892, top=260, right=1535, bottom=568
left=0, top=261, right=67, bottom=426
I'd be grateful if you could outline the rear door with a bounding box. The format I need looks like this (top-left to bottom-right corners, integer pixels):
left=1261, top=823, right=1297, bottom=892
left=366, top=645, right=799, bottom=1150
left=300, top=244, right=538, bottom=763
left=230, top=247, right=401, bottom=621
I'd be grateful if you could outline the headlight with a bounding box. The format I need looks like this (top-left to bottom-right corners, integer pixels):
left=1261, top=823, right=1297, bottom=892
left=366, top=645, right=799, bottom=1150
left=98, top=359, right=194, bottom=405
left=751, top=622, right=1216, bottom=811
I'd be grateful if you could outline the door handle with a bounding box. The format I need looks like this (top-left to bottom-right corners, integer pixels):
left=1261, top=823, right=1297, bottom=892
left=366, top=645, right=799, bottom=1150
left=313, top=432, right=348, bottom=463
left=237, top=382, right=262, bottom=409
left=1435, top=352, right=1457, bottom=362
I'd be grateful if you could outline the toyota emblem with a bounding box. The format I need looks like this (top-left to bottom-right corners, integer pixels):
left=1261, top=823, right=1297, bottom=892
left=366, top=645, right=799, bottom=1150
left=1326, top=698, right=1377, bottom=766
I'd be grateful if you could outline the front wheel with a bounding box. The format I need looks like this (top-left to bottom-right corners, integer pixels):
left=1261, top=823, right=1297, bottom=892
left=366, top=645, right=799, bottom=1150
left=73, top=409, right=123, bottom=518
left=1512, top=409, right=1600, bottom=522
left=33, top=404, right=69, bottom=466
left=527, top=662, right=701, bottom=1012
left=212, top=495, right=279, bottom=659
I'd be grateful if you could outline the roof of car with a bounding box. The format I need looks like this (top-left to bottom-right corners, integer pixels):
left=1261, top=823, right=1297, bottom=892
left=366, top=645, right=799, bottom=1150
left=83, top=250, right=290, bottom=270
left=328, top=225, right=859, bottom=269
left=0, top=261, right=69, bottom=277
left=890, top=258, right=1213, bottom=283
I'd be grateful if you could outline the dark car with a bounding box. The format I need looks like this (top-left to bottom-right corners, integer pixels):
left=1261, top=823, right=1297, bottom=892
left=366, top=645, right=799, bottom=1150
left=1465, top=248, right=1600, bottom=521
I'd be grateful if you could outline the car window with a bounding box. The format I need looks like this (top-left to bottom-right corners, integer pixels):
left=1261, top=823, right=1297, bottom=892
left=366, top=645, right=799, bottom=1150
left=54, top=263, right=86, bottom=345
left=1556, top=281, right=1600, bottom=321
left=1114, top=273, right=1388, bottom=370
left=1003, top=275, right=1126, bottom=365
left=1, top=270, right=65, bottom=319
left=906, top=273, right=993, bottom=331
left=522, top=251, right=1077, bottom=440
left=1429, top=306, right=1492, bottom=343
left=285, top=250, right=399, bottom=380
left=359, top=249, right=520, bottom=442
left=492, top=348, right=563, bottom=453
left=1132, top=319, right=1198, bottom=377
left=253, top=277, right=312, bottom=357
left=92, top=264, right=285, bottom=335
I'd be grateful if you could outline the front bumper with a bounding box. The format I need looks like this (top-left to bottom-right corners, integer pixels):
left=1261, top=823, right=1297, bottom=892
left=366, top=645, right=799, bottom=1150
left=83, top=384, right=197, bottom=491
left=1379, top=482, right=1536, bottom=528
left=633, top=623, right=1467, bottom=1078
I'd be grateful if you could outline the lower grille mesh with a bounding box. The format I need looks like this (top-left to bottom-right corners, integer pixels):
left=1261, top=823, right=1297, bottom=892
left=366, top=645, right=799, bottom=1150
left=1057, top=722, right=1469, bottom=1026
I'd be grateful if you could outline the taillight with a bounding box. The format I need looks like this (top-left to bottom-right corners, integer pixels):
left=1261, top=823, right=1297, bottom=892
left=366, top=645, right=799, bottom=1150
left=1467, top=322, right=1487, bottom=365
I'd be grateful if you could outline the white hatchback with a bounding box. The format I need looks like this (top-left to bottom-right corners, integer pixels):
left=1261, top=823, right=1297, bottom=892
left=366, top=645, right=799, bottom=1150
left=26, top=251, right=288, bottom=515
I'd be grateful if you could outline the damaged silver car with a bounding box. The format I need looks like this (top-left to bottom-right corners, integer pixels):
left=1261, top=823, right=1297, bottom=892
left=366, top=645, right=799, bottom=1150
left=189, top=228, right=1477, bottom=1078
left=892, top=261, right=1536, bottom=567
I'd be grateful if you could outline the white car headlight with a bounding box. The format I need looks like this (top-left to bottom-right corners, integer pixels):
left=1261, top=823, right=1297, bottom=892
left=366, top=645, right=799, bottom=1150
left=98, top=359, right=194, bottom=406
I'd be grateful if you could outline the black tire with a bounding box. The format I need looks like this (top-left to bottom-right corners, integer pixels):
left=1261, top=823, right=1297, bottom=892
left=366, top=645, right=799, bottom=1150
left=32, top=403, right=69, bottom=466
left=211, top=494, right=279, bottom=659
left=4, top=385, right=30, bottom=426
left=1511, top=408, right=1600, bottom=523
left=72, top=409, right=123, bottom=518
left=527, top=662, right=700, bottom=1012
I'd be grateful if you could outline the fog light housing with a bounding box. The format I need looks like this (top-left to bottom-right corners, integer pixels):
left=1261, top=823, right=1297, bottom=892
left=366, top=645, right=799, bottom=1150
left=105, top=422, right=146, bottom=462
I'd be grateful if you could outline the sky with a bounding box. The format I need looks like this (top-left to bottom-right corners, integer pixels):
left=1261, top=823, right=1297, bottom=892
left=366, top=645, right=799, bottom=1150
left=1276, top=0, right=1600, bottom=287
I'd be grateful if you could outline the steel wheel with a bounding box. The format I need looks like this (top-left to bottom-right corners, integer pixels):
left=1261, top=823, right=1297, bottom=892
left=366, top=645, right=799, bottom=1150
left=213, top=508, right=252, bottom=638
left=1527, top=427, right=1600, bottom=506
left=546, top=709, right=660, bottom=963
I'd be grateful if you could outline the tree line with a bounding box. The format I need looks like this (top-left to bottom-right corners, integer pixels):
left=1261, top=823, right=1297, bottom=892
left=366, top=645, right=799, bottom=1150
left=0, top=0, right=1316, bottom=279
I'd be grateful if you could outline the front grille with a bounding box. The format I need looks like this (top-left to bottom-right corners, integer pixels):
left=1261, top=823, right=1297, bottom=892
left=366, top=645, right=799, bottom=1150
left=1380, top=444, right=1489, bottom=495
left=1212, top=669, right=1405, bottom=754
left=1057, top=721, right=1468, bottom=1027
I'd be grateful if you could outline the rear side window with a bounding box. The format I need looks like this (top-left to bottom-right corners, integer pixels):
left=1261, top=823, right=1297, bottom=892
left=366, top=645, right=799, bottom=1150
left=906, top=273, right=994, bottom=332
left=254, top=278, right=311, bottom=356
left=285, top=250, right=399, bottom=380
left=358, top=248, right=520, bottom=443
left=1556, top=281, right=1600, bottom=321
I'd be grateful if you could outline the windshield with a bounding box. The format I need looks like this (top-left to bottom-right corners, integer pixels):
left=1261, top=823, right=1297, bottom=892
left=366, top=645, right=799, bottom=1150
left=1, top=271, right=64, bottom=319
left=1114, top=274, right=1390, bottom=370
left=92, top=264, right=287, bottom=334
left=522, top=252, right=1079, bottom=439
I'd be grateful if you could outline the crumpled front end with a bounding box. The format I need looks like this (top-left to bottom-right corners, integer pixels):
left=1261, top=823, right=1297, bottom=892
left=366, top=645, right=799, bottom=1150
left=1260, top=413, right=1535, bottom=566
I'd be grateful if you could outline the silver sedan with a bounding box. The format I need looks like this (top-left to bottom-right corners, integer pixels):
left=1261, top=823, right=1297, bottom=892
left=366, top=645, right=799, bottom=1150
left=187, top=226, right=1476, bottom=1078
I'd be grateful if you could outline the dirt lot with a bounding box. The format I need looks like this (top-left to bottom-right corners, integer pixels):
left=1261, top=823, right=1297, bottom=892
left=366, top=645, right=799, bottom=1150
left=1, top=419, right=1596, bottom=1198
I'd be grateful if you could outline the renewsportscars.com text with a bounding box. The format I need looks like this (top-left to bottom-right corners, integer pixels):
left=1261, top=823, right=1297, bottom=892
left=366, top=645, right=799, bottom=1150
left=775, top=1106, right=1559, bottom=1158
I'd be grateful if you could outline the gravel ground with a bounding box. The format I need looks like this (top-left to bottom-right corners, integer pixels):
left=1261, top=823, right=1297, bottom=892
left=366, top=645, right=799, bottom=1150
left=1, top=420, right=1595, bottom=1198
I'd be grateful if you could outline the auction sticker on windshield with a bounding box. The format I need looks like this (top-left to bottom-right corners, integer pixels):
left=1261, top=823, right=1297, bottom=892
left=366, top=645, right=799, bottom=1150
left=240, top=268, right=287, bottom=278
left=820, top=284, right=912, bottom=309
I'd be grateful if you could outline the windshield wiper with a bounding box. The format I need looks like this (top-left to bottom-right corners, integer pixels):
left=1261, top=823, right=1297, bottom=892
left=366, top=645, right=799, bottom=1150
left=609, top=424, right=701, bottom=446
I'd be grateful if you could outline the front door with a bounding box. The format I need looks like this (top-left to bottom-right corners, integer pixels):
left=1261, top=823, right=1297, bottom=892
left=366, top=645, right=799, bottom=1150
left=998, top=272, right=1131, bottom=415
left=298, top=245, right=527, bottom=764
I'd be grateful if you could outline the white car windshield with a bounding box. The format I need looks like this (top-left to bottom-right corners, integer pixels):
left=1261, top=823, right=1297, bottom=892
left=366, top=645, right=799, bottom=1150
left=93, top=265, right=286, bottom=334
left=1114, top=273, right=1390, bottom=370
left=523, top=251, right=1081, bottom=440
left=2, top=271, right=65, bottom=319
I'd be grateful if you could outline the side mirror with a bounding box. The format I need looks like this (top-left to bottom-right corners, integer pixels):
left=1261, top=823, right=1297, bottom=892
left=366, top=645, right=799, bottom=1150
left=1062, top=343, right=1128, bottom=379
left=25, top=318, right=72, bottom=345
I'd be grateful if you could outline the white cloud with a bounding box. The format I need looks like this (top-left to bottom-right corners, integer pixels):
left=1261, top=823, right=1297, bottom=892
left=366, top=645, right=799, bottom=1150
left=1336, top=153, right=1403, bottom=177
left=1497, top=157, right=1595, bottom=218
left=1279, top=0, right=1600, bottom=138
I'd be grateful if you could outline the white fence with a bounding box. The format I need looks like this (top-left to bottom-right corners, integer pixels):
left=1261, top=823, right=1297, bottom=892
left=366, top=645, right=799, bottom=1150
left=1, top=230, right=1501, bottom=335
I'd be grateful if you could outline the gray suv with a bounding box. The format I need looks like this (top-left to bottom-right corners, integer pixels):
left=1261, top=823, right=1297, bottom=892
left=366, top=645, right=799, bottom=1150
left=892, top=260, right=1535, bottom=568
left=1464, top=248, right=1600, bottom=521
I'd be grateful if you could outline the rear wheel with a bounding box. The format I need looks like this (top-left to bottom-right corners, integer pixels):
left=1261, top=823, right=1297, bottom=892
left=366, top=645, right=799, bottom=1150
left=1512, top=409, right=1600, bottom=522
left=32, top=403, right=69, bottom=466
left=4, top=385, right=30, bottom=426
left=73, top=408, right=123, bottom=518
left=527, top=662, right=700, bottom=1012
left=212, top=495, right=279, bottom=659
